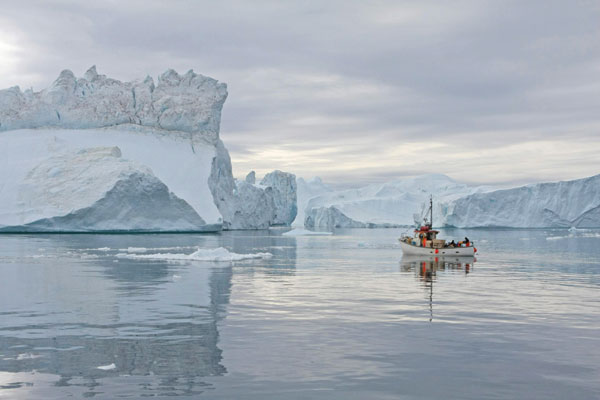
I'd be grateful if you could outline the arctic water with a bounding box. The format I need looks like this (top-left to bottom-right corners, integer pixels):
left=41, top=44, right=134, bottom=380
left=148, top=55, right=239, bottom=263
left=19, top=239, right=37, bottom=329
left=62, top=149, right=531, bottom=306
left=0, top=228, right=599, bottom=399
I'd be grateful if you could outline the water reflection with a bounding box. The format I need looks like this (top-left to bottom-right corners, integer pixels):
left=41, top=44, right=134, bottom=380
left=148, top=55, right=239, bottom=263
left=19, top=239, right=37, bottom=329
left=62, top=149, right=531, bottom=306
left=0, top=234, right=239, bottom=398
left=400, top=255, right=476, bottom=322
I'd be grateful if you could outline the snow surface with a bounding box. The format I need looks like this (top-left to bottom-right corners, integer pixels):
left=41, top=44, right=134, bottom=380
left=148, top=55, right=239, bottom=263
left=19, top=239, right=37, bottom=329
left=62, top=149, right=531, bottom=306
left=117, top=247, right=272, bottom=262
left=282, top=228, right=332, bottom=236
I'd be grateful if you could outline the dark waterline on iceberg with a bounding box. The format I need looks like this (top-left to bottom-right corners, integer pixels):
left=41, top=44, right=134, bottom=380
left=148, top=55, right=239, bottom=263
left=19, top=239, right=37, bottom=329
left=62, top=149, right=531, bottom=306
left=0, top=228, right=599, bottom=399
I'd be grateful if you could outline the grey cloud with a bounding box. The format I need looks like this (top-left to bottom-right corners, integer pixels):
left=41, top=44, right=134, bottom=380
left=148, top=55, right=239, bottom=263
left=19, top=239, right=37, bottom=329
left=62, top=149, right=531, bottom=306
left=1, top=0, right=599, bottom=186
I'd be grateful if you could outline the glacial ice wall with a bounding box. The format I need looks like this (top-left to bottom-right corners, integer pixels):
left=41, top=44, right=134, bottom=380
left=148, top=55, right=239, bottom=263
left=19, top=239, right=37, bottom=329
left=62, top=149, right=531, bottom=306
left=301, top=174, right=485, bottom=228
left=0, top=66, right=227, bottom=143
left=441, top=174, right=600, bottom=228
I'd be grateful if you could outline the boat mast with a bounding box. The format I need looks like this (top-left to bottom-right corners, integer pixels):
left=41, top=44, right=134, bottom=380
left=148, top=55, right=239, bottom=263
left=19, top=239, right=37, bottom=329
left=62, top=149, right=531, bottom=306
left=429, top=195, right=433, bottom=228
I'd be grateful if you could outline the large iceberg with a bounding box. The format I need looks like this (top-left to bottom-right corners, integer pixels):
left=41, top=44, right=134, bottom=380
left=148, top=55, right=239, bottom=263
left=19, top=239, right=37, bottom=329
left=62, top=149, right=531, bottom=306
left=300, top=174, right=486, bottom=229
left=441, top=174, right=600, bottom=228
left=298, top=173, right=600, bottom=229
left=0, top=67, right=296, bottom=232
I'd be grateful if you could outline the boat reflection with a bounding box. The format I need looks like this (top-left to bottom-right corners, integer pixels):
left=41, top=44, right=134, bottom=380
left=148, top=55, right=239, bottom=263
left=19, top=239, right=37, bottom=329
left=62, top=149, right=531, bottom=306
left=400, top=255, right=475, bottom=278
left=400, top=255, right=476, bottom=322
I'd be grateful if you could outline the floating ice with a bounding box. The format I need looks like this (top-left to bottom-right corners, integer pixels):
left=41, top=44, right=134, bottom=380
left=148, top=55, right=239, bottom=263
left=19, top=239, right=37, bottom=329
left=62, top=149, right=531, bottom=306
left=118, top=247, right=272, bottom=262
left=97, top=363, right=116, bottom=370
left=282, top=228, right=332, bottom=236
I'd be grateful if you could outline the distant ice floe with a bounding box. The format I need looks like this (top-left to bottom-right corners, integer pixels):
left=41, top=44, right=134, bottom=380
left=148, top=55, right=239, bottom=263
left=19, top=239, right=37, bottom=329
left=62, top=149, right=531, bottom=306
left=546, top=236, right=563, bottom=240
left=282, top=228, right=333, bottom=236
left=2, top=353, right=43, bottom=361
left=97, top=363, right=116, bottom=370
left=117, top=247, right=272, bottom=262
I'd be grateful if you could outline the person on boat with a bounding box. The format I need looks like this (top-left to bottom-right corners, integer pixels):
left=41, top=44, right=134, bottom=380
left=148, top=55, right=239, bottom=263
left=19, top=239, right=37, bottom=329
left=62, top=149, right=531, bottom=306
left=464, top=237, right=470, bottom=247
left=448, top=240, right=456, bottom=248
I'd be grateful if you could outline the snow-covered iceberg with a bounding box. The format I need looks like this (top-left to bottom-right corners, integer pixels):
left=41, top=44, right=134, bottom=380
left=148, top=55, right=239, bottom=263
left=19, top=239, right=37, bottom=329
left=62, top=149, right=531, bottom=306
left=298, top=173, right=600, bottom=229
left=300, top=174, right=486, bottom=229
left=441, top=174, right=600, bottom=228
left=0, top=67, right=296, bottom=232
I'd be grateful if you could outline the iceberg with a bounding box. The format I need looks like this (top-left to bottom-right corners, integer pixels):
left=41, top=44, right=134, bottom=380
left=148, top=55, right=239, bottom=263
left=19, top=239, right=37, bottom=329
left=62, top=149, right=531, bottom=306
left=441, top=174, right=600, bottom=228
left=294, top=177, right=333, bottom=227
left=212, top=166, right=297, bottom=230
left=299, top=173, right=600, bottom=229
left=300, top=174, right=486, bottom=229
left=0, top=67, right=297, bottom=232
left=260, top=170, right=297, bottom=225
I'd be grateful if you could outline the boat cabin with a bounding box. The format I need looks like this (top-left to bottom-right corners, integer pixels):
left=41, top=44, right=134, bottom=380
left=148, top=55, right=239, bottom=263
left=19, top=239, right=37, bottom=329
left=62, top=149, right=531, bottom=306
left=404, top=224, right=446, bottom=249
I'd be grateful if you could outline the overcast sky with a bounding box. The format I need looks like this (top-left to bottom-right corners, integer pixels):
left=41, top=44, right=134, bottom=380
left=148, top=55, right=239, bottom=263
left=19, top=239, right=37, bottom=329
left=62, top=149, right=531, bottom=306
left=1, top=0, right=599, bottom=187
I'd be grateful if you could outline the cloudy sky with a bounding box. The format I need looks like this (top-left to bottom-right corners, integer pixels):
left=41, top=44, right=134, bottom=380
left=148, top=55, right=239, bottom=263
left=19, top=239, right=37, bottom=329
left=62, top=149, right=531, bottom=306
left=1, top=0, right=599, bottom=187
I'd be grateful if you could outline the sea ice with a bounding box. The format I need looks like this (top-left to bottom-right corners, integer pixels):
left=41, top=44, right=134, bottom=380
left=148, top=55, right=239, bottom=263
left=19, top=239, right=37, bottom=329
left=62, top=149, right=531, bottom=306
left=118, top=247, right=272, bottom=262
left=97, top=363, right=116, bottom=370
left=282, top=228, right=333, bottom=236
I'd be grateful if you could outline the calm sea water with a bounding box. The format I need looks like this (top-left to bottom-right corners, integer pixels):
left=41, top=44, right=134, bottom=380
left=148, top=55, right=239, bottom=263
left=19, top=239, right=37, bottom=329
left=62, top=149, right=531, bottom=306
left=0, top=228, right=599, bottom=399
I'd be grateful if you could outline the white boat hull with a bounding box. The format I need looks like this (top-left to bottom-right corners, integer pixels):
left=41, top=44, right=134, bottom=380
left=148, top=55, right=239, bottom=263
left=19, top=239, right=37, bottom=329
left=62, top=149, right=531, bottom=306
left=399, top=240, right=476, bottom=257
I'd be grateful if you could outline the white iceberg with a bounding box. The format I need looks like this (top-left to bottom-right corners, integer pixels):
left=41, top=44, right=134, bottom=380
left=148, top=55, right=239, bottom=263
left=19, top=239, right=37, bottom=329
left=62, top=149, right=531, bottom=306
left=294, top=176, right=333, bottom=227
left=441, top=174, right=600, bottom=228
left=0, top=67, right=298, bottom=232
left=300, top=174, right=487, bottom=229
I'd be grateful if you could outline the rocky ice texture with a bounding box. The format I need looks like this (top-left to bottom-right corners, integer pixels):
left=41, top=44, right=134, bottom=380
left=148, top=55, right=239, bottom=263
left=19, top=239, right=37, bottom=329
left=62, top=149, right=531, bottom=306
left=209, top=153, right=298, bottom=230
left=441, top=174, right=600, bottom=228
left=0, top=66, right=227, bottom=143
left=260, top=170, right=297, bottom=225
left=245, top=171, right=256, bottom=184
left=301, top=174, right=485, bottom=228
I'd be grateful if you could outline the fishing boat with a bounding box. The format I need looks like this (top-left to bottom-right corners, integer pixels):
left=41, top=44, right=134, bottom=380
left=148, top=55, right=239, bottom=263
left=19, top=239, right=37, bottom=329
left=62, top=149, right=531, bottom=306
left=399, top=196, right=477, bottom=257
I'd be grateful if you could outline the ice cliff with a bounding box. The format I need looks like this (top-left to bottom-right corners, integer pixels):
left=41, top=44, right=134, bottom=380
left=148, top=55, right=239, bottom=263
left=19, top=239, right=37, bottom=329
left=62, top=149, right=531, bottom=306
left=299, top=173, right=600, bottom=229
left=300, top=174, right=484, bottom=229
left=210, top=162, right=297, bottom=230
left=0, top=67, right=296, bottom=232
left=442, top=174, right=600, bottom=228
